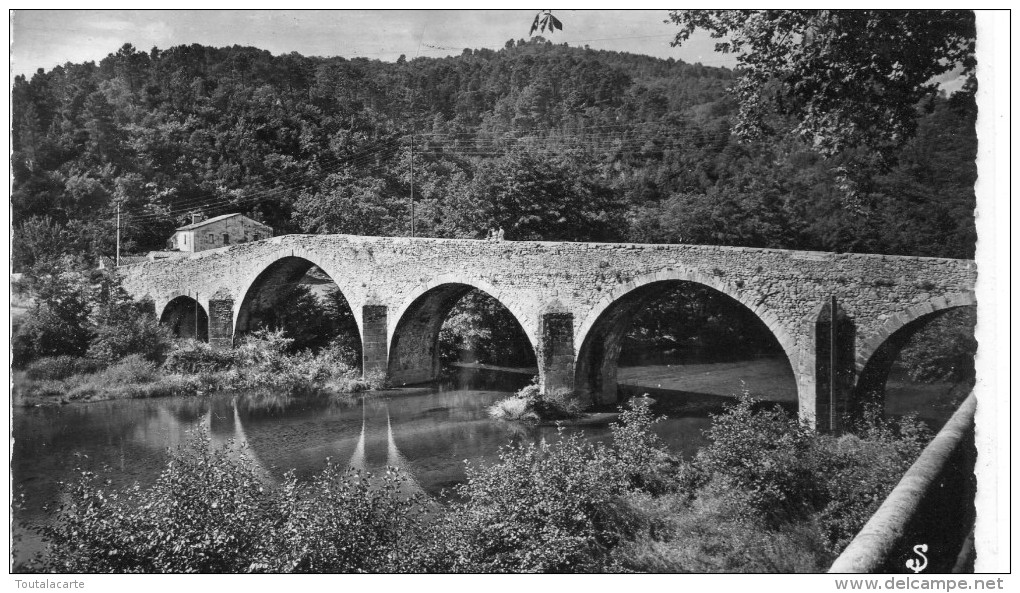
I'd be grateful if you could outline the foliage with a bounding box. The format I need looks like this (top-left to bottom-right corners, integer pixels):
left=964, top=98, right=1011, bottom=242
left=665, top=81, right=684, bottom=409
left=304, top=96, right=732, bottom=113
left=487, top=382, right=585, bottom=422
left=24, top=393, right=933, bottom=573
left=897, top=307, right=977, bottom=384
left=610, top=402, right=676, bottom=494
left=12, top=260, right=172, bottom=368
left=448, top=428, right=627, bottom=572
left=530, top=11, right=563, bottom=36
left=668, top=10, right=976, bottom=159
left=162, top=339, right=238, bottom=374
left=244, top=282, right=361, bottom=355
left=87, top=297, right=172, bottom=365
left=11, top=38, right=976, bottom=262
left=12, top=262, right=96, bottom=365
left=691, top=396, right=819, bottom=521
left=23, top=356, right=103, bottom=381
left=687, top=395, right=932, bottom=552
left=439, top=290, right=536, bottom=368
left=487, top=395, right=538, bottom=422
left=29, top=433, right=449, bottom=574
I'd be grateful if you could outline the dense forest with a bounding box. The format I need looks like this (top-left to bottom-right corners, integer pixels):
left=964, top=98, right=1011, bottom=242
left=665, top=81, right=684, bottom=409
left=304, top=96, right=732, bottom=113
left=11, top=36, right=977, bottom=270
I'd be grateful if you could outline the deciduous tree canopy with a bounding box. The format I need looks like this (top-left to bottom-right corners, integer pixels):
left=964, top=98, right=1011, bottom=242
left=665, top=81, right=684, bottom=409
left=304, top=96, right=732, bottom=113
left=11, top=33, right=976, bottom=270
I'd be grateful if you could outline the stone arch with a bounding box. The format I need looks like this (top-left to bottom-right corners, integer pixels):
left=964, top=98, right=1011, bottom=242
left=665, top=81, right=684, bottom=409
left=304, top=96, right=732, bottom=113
left=851, top=292, right=977, bottom=418
left=159, top=294, right=209, bottom=341
left=233, top=250, right=362, bottom=349
left=387, top=274, right=538, bottom=386
left=574, top=268, right=800, bottom=405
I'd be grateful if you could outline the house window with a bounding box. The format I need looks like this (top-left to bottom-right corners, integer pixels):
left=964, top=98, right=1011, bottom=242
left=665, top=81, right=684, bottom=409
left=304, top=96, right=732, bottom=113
left=223, top=233, right=230, bottom=245
left=208, top=233, right=214, bottom=244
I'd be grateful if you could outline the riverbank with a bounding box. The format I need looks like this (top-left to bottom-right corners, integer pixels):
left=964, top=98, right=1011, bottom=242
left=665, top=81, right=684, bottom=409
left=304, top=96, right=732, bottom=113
left=12, top=332, right=386, bottom=408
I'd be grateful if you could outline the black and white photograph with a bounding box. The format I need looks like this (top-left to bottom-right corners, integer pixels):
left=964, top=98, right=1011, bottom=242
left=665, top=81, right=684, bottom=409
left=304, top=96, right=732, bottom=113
left=7, top=8, right=1011, bottom=583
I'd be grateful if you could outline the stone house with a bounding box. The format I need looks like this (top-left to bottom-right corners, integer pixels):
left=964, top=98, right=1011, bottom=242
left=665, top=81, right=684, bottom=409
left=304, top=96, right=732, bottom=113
left=169, top=213, right=273, bottom=253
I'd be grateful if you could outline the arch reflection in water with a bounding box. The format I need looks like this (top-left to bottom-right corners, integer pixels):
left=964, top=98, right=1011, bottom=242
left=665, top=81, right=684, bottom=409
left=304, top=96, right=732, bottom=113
left=205, top=397, right=272, bottom=483
left=348, top=400, right=366, bottom=471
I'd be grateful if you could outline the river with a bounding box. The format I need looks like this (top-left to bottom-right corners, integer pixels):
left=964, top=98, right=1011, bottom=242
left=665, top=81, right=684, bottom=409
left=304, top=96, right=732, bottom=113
left=11, top=359, right=962, bottom=568
left=11, top=370, right=716, bottom=567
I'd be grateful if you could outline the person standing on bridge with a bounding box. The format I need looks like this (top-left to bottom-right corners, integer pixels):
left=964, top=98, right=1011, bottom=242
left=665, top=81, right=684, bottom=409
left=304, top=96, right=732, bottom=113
left=497, top=227, right=505, bottom=241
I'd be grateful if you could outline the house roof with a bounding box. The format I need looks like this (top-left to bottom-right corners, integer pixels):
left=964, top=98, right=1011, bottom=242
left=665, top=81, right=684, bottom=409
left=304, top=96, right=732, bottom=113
left=175, top=213, right=270, bottom=231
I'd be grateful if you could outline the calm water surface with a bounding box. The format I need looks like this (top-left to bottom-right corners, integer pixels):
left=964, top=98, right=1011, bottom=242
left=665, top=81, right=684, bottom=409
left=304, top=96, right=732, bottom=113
left=12, top=361, right=959, bottom=566
left=11, top=374, right=713, bottom=565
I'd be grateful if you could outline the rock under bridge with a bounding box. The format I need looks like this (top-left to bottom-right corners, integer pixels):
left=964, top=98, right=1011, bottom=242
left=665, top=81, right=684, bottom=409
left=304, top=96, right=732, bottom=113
left=118, top=234, right=976, bottom=432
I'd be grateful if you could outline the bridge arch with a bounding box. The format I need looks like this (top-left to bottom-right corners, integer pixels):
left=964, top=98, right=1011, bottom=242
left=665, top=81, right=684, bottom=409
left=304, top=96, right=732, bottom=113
left=574, top=268, right=800, bottom=405
left=233, top=251, right=362, bottom=354
left=387, top=274, right=537, bottom=386
left=159, top=294, right=209, bottom=341
left=851, top=291, right=977, bottom=421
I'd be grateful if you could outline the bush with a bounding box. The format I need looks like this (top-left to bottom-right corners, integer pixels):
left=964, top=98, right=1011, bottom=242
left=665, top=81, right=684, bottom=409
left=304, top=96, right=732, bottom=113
left=488, top=396, right=538, bottom=421
left=30, top=432, right=445, bottom=573
left=97, top=355, right=159, bottom=385
left=610, top=402, right=676, bottom=494
left=23, top=356, right=102, bottom=381
left=87, top=306, right=173, bottom=366
left=162, top=340, right=238, bottom=374
left=487, top=382, right=585, bottom=422
left=447, top=428, right=628, bottom=572
left=692, top=396, right=819, bottom=522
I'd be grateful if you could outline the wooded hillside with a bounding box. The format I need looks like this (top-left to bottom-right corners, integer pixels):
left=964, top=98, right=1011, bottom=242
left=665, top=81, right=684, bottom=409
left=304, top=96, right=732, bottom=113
left=11, top=37, right=977, bottom=270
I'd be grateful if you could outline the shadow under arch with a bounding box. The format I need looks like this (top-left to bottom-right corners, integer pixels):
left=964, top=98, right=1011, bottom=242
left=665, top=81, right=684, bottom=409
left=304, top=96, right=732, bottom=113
left=234, top=255, right=361, bottom=359
left=851, top=294, right=977, bottom=423
left=159, top=295, right=209, bottom=341
left=574, top=269, right=799, bottom=407
left=387, top=280, right=537, bottom=386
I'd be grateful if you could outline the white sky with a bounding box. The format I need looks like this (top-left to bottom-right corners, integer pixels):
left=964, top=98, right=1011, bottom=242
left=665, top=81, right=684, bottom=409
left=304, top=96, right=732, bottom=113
left=10, top=9, right=738, bottom=79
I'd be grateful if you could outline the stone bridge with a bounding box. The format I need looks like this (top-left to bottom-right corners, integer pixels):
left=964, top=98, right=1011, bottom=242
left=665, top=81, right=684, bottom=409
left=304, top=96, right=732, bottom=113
left=117, top=234, right=976, bottom=431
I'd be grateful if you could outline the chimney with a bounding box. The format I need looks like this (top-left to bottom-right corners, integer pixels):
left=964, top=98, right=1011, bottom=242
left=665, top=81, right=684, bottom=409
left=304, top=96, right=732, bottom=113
left=191, top=212, right=202, bottom=225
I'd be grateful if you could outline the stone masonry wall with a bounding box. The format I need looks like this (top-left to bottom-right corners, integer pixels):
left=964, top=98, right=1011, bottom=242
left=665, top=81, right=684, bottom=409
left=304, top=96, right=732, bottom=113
left=118, top=234, right=976, bottom=429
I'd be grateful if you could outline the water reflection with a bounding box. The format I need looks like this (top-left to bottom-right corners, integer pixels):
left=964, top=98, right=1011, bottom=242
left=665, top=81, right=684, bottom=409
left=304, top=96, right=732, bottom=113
left=11, top=380, right=716, bottom=566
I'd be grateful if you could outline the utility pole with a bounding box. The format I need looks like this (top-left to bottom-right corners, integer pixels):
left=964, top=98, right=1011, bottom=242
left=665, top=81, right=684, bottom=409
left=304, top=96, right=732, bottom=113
left=115, top=201, right=121, bottom=267
left=195, top=292, right=199, bottom=340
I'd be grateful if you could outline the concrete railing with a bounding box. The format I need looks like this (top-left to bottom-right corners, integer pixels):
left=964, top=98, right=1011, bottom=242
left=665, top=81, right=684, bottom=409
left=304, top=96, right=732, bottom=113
left=829, top=393, right=977, bottom=573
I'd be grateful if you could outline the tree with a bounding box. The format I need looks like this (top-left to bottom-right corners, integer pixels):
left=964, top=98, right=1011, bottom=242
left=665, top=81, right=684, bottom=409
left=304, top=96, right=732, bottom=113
left=668, top=10, right=976, bottom=159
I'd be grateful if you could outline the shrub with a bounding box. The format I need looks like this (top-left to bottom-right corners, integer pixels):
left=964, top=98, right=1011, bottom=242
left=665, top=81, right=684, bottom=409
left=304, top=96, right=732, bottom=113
left=536, top=387, right=586, bottom=418
left=278, top=464, right=449, bottom=573
left=609, top=487, right=834, bottom=573
left=610, top=402, right=675, bottom=494
left=97, top=354, right=159, bottom=385
left=30, top=433, right=445, bottom=573
left=487, top=382, right=585, bottom=422
left=488, top=396, right=538, bottom=421
left=447, top=429, right=628, bottom=572
left=693, top=396, right=819, bottom=522
left=812, top=413, right=931, bottom=552
left=87, top=299, right=172, bottom=366
left=23, top=356, right=102, bottom=381
left=162, top=340, right=237, bottom=374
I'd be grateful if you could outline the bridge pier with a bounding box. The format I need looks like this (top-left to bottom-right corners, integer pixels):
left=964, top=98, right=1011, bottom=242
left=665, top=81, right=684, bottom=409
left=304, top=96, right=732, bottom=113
left=812, top=298, right=856, bottom=433
left=538, top=311, right=576, bottom=396
left=208, top=296, right=235, bottom=349
left=362, top=305, right=388, bottom=378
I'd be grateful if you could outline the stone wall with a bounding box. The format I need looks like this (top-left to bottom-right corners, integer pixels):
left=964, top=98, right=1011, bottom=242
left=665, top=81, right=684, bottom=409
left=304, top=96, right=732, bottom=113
left=118, top=234, right=977, bottom=429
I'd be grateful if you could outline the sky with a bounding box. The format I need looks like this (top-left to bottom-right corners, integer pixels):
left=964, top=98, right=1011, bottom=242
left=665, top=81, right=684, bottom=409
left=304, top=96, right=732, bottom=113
left=10, top=9, right=739, bottom=79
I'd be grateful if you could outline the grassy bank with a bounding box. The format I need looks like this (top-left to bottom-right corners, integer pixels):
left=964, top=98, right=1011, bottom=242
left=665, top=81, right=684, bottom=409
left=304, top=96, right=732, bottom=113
left=13, top=331, right=387, bottom=407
